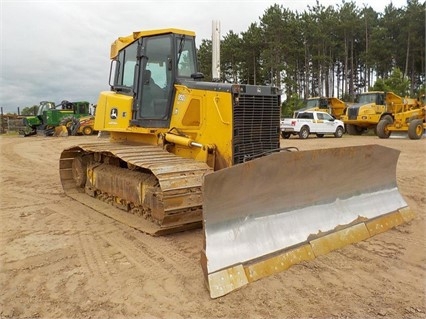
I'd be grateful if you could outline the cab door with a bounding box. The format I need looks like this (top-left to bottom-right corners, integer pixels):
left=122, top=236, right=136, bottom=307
left=134, top=34, right=174, bottom=128
left=320, top=112, right=338, bottom=133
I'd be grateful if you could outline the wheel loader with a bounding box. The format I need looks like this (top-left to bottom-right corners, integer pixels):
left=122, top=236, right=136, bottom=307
left=59, top=28, right=414, bottom=298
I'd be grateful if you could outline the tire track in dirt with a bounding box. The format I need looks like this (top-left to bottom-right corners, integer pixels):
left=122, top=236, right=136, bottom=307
left=116, top=227, right=202, bottom=277
left=1, top=137, right=58, bottom=170
left=76, top=234, right=113, bottom=282
left=1, top=138, right=34, bottom=168
left=46, top=185, right=206, bottom=294
left=73, top=219, right=209, bottom=308
left=46, top=201, right=207, bottom=310
left=0, top=205, right=84, bottom=317
left=45, top=197, right=207, bottom=306
left=1, top=196, right=122, bottom=315
left=0, top=189, right=65, bottom=210
left=0, top=137, right=91, bottom=208
left=318, top=238, right=426, bottom=316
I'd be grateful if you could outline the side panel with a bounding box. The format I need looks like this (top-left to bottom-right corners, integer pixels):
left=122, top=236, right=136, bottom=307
left=94, top=91, right=133, bottom=131
left=168, top=84, right=280, bottom=170
left=45, top=110, right=73, bottom=126
left=169, top=85, right=234, bottom=169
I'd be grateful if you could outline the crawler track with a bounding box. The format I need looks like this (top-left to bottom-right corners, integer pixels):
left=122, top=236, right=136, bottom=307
left=59, top=142, right=212, bottom=235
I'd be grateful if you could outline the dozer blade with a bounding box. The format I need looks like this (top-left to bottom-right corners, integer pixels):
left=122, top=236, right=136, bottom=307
left=201, top=145, right=415, bottom=298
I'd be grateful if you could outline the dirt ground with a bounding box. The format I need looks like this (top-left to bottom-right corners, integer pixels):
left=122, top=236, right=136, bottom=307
left=0, top=133, right=425, bottom=319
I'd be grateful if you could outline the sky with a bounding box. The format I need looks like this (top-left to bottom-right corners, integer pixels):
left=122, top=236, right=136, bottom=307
left=0, top=0, right=409, bottom=114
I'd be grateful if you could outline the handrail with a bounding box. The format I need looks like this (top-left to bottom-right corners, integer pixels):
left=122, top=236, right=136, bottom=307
left=213, top=96, right=230, bottom=125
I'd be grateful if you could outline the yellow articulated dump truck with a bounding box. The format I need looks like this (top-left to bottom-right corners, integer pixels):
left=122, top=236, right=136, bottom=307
left=376, top=94, right=425, bottom=139
left=294, top=96, right=347, bottom=119
left=341, top=91, right=413, bottom=135
left=59, top=29, right=414, bottom=298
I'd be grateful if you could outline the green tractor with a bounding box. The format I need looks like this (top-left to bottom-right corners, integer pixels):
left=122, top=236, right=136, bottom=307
left=21, top=100, right=91, bottom=136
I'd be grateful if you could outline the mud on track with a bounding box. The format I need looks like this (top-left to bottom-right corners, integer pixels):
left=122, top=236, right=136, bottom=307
left=0, top=134, right=425, bottom=318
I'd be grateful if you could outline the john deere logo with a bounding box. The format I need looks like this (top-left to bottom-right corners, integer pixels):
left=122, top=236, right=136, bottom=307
left=110, top=108, right=118, bottom=119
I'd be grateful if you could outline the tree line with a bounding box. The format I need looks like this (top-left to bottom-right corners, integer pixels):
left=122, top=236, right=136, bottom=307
left=197, top=0, right=425, bottom=109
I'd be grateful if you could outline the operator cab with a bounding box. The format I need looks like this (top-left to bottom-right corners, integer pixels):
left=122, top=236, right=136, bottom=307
left=109, top=31, right=201, bottom=128
left=37, top=101, right=56, bottom=115
left=356, top=92, right=384, bottom=105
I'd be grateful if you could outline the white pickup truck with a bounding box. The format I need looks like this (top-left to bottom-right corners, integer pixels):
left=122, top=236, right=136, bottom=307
left=280, top=111, right=345, bottom=139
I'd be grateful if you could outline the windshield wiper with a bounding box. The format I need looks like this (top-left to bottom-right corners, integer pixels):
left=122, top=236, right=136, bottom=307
left=177, top=35, right=185, bottom=66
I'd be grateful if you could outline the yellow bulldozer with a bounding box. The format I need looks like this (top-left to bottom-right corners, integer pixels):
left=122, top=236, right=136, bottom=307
left=59, top=28, right=414, bottom=298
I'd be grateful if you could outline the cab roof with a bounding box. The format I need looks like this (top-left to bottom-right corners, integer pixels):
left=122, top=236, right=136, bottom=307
left=110, top=28, right=196, bottom=59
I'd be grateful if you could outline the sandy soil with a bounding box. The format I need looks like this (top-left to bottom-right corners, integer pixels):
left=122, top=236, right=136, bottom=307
left=0, top=134, right=425, bottom=319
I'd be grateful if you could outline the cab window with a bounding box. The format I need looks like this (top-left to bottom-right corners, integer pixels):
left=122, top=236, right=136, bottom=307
left=177, top=38, right=197, bottom=77
left=323, top=113, right=333, bottom=121
left=116, top=41, right=138, bottom=87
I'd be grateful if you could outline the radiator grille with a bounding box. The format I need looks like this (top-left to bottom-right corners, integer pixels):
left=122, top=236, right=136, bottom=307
left=232, top=93, right=280, bottom=165
left=348, top=107, right=359, bottom=120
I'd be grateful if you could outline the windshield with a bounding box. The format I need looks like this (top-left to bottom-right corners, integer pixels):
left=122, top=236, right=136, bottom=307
left=37, top=102, right=55, bottom=115
left=306, top=99, right=320, bottom=108
left=358, top=94, right=378, bottom=104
